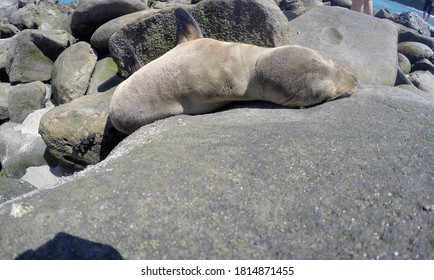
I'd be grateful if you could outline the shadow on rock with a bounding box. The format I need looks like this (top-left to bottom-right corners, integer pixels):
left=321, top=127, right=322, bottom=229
left=15, top=232, right=123, bottom=260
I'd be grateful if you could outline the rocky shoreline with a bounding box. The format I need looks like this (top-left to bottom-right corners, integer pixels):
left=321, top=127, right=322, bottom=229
left=0, top=0, right=433, bottom=259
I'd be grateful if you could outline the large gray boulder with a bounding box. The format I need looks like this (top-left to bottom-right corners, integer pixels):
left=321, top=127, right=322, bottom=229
left=110, top=0, right=292, bottom=77
left=39, top=92, right=126, bottom=173
left=51, top=42, right=97, bottom=104
left=1, top=85, right=433, bottom=259
left=0, top=177, right=36, bottom=205
left=8, top=81, right=46, bottom=123
left=0, top=107, right=53, bottom=178
left=5, top=29, right=75, bottom=83
left=70, top=0, right=148, bottom=41
left=288, top=6, right=398, bottom=86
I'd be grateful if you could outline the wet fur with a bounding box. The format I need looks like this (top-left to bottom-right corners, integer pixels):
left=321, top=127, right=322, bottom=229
left=109, top=8, right=357, bottom=134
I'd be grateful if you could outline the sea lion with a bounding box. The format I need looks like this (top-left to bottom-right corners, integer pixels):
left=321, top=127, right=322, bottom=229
left=109, top=8, right=357, bottom=135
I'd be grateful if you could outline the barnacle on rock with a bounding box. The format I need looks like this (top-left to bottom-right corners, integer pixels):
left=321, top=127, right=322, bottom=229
left=72, top=133, right=98, bottom=155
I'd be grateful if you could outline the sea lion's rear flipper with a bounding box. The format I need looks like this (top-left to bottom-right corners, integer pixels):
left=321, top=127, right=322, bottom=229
left=175, top=7, right=203, bottom=44
left=125, top=47, right=142, bottom=74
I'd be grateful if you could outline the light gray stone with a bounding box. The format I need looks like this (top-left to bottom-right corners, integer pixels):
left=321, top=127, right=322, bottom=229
left=1, top=85, right=433, bottom=259
left=0, top=177, right=36, bottom=205
left=8, top=81, right=46, bottom=123
left=51, top=42, right=97, bottom=104
left=408, top=71, right=434, bottom=93
left=288, top=6, right=398, bottom=86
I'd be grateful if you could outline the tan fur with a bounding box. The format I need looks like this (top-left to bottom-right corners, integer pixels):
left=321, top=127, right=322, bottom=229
left=109, top=38, right=357, bottom=135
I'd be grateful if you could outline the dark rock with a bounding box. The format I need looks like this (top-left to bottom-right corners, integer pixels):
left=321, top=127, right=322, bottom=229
left=375, top=9, right=398, bottom=21
left=395, top=12, right=430, bottom=37
left=395, top=67, right=413, bottom=86
left=70, top=0, right=148, bottom=42
left=0, top=23, right=19, bottom=38
left=1, top=85, right=433, bottom=259
left=397, top=24, right=434, bottom=49
left=412, top=59, right=434, bottom=74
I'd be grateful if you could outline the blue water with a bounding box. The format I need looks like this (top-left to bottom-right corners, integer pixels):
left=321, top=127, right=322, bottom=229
left=374, top=0, right=434, bottom=26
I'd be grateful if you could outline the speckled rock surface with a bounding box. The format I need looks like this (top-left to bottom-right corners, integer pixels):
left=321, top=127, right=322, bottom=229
left=0, top=85, right=433, bottom=259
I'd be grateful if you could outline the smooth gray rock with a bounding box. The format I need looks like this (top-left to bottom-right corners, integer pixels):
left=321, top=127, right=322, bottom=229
left=0, top=83, right=11, bottom=120
left=289, top=6, right=398, bottom=86
left=408, top=70, right=434, bottom=93
left=51, top=42, right=97, bottom=104
left=110, top=0, right=292, bottom=77
left=0, top=177, right=36, bottom=205
left=8, top=81, right=46, bottom=123
left=1, top=85, right=433, bottom=259
left=398, top=53, right=411, bottom=74
left=398, top=41, right=433, bottom=65
left=70, top=0, right=148, bottom=41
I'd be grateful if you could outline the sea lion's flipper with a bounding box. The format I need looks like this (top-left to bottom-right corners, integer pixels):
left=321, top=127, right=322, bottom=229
left=125, top=47, right=142, bottom=74
left=175, top=7, right=203, bottom=44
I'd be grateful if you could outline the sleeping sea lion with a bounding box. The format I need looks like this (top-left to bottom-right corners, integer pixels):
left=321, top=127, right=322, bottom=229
left=109, top=8, right=357, bottom=135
